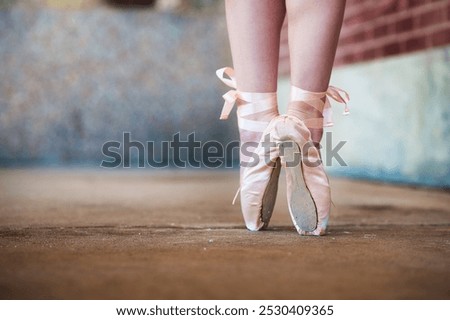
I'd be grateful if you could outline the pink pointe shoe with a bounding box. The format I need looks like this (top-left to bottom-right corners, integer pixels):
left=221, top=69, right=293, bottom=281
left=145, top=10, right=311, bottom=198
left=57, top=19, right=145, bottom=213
left=216, top=67, right=281, bottom=231
left=271, top=85, right=349, bottom=236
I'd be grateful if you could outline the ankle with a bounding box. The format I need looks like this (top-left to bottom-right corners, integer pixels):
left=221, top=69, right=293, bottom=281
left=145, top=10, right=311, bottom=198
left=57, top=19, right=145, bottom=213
left=238, top=91, right=277, bottom=103
left=290, top=85, right=327, bottom=102
left=236, top=91, right=279, bottom=123
left=288, top=85, right=325, bottom=125
left=287, top=85, right=326, bottom=145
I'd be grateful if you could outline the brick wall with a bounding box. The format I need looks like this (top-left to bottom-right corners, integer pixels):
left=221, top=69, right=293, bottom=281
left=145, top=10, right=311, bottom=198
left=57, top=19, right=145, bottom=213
left=279, top=0, right=450, bottom=74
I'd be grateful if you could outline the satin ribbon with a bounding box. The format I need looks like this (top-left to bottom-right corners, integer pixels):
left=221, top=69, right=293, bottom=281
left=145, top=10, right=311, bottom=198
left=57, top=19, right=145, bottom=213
left=323, top=86, right=350, bottom=127
left=216, top=67, right=239, bottom=120
left=217, top=67, right=350, bottom=127
left=290, top=85, right=350, bottom=127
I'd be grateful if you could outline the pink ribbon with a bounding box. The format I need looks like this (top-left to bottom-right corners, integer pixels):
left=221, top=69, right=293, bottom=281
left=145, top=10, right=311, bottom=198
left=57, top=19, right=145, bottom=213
left=216, top=67, right=239, bottom=120
left=323, top=86, right=350, bottom=127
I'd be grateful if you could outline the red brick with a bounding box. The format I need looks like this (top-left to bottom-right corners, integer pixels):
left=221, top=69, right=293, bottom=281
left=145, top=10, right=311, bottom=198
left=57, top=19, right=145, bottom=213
left=379, top=2, right=399, bottom=15
left=303, top=0, right=448, bottom=67
left=374, top=24, right=389, bottom=38
left=352, top=50, right=365, bottom=61
left=338, top=36, right=354, bottom=46
left=345, top=0, right=368, bottom=12
left=342, top=54, right=356, bottom=65
left=408, top=0, right=427, bottom=8
left=447, top=3, right=450, bottom=20
left=353, top=31, right=366, bottom=42
left=346, top=0, right=362, bottom=7
left=343, top=5, right=383, bottom=27
left=372, top=48, right=384, bottom=59
left=383, top=42, right=401, bottom=56
left=343, top=14, right=365, bottom=27
left=396, top=17, right=414, bottom=33
left=431, top=28, right=450, bottom=47
left=397, top=0, right=409, bottom=10
left=405, top=36, right=429, bottom=52
left=362, top=49, right=377, bottom=61
left=419, top=9, right=444, bottom=28
left=364, top=29, right=374, bottom=41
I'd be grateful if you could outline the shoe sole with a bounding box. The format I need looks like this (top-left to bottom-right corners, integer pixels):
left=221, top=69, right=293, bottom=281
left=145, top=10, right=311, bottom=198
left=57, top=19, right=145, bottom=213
left=261, top=157, right=281, bottom=228
left=279, top=140, right=317, bottom=232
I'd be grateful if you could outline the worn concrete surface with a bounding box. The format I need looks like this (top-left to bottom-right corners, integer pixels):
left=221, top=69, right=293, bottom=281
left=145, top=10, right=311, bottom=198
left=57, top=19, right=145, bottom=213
left=0, top=169, right=449, bottom=299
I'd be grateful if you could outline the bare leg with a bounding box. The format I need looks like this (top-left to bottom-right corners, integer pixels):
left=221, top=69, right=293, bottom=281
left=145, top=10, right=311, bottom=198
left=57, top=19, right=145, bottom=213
left=225, top=0, right=286, bottom=93
left=224, top=0, right=286, bottom=151
left=286, top=0, right=346, bottom=145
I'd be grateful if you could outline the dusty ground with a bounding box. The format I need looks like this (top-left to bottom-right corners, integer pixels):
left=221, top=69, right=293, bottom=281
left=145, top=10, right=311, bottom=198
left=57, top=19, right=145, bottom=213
left=0, top=169, right=449, bottom=299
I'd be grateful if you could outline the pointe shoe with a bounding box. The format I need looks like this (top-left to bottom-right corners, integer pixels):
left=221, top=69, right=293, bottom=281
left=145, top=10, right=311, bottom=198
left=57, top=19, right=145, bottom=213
left=273, top=85, right=349, bottom=236
left=216, top=67, right=281, bottom=231
left=270, top=115, right=323, bottom=234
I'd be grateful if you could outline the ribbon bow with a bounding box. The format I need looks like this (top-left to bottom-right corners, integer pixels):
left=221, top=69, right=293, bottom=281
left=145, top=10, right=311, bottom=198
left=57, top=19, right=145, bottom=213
left=323, top=86, right=350, bottom=127
left=216, top=67, right=239, bottom=120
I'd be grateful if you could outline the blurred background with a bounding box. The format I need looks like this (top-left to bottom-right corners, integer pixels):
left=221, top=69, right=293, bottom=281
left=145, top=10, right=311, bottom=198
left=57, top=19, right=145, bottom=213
left=0, top=0, right=449, bottom=187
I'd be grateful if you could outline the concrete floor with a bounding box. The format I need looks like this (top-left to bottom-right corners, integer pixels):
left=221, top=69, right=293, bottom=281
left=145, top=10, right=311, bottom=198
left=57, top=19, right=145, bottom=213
left=0, top=169, right=449, bottom=299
